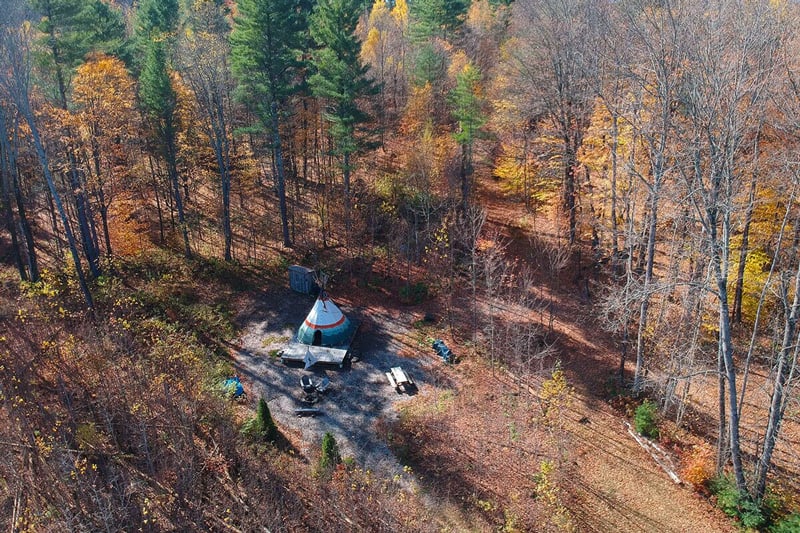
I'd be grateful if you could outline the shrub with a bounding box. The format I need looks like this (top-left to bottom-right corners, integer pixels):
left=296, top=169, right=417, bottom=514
left=771, top=513, right=800, bottom=532
left=242, top=397, right=278, bottom=442
left=399, top=282, right=428, bottom=304
left=319, top=432, right=341, bottom=471
left=633, top=400, right=659, bottom=439
left=680, top=443, right=715, bottom=490
left=710, top=475, right=766, bottom=529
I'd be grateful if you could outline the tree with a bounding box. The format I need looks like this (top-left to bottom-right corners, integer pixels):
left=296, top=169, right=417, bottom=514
left=256, top=397, right=278, bottom=442
left=0, top=103, right=38, bottom=282
left=675, top=0, right=780, bottom=493
left=71, top=53, right=138, bottom=260
left=0, top=13, right=93, bottom=308
left=319, top=431, right=341, bottom=471
left=230, top=0, right=306, bottom=249
left=309, top=0, right=377, bottom=237
left=509, top=0, right=598, bottom=244
left=180, top=0, right=236, bottom=261
left=139, top=39, right=192, bottom=258
left=410, top=0, right=468, bottom=41
left=30, top=0, right=127, bottom=277
left=449, top=62, right=485, bottom=210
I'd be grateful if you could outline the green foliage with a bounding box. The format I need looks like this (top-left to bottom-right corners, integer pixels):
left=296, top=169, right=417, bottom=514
left=32, top=0, right=127, bottom=75
left=319, top=431, right=341, bottom=471
left=309, top=0, right=377, bottom=157
left=633, top=400, right=659, bottom=439
left=242, top=397, right=278, bottom=442
left=230, top=0, right=306, bottom=122
left=135, top=0, right=179, bottom=38
left=771, top=513, right=800, bottom=532
left=409, top=0, right=468, bottom=40
left=412, top=43, right=446, bottom=87
left=710, top=475, right=766, bottom=529
left=449, top=63, right=486, bottom=146
left=139, top=41, right=176, bottom=123
left=399, top=282, right=428, bottom=304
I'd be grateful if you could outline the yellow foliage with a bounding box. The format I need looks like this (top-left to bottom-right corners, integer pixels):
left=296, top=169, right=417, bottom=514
left=539, top=364, right=573, bottom=426
left=467, top=0, right=496, bottom=31
left=391, top=0, right=409, bottom=26
left=401, top=83, right=434, bottom=136
left=447, top=51, right=470, bottom=82
left=728, top=248, right=773, bottom=324
left=362, top=27, right=382, bottom=66
left=106, top=194, right=153, bottom=257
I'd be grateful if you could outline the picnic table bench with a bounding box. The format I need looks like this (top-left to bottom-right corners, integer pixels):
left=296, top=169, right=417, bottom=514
left=386, top=366, right=415, bottom=393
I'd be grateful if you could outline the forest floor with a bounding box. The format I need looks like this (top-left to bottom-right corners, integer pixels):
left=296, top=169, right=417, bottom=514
left=230, top=279, right=736, bottom=531
left=227, top=199, right=743, bottom=532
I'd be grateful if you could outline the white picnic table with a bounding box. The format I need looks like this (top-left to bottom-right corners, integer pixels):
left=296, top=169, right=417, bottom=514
left=385, top=366, right=414, bottom=392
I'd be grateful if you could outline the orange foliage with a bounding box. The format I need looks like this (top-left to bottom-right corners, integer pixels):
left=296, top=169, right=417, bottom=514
left=680, top=442, right=715, bottom=491
left=105, top=194, right=154, bottom=257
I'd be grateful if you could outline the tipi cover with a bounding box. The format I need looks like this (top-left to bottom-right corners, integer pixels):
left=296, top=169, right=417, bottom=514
left=296, top=291, right=354, bottom=347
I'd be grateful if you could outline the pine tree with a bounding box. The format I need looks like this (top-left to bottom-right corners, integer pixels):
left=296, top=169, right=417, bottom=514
left=410, top=0, right=468, bottom=41
left=449, top=63, right=485, bottom=209
left=256, top=397, right=278, bottom=441
left=230, top=0, right=306, bottom=248
left=139, top=40, right=192, bottom=258
left=309, top=0, right=377, bottom=234
left=319, top=431, right=341, bottom=471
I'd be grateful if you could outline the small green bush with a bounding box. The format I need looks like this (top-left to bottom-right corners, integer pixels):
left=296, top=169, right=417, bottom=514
left=709, top=475, right=766, bottom=529
left=633, top=400, right=659, bottom=439
left=241, top=397, right=278, bottom=442
left=319, top=432, right=341, bottom=471
left=771, top=513, right=800, bottom=532
left=399, top=282, right=428, bottom=304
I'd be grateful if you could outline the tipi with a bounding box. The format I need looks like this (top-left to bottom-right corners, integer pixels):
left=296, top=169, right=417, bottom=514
left=296, top=276, right=353, bottom=346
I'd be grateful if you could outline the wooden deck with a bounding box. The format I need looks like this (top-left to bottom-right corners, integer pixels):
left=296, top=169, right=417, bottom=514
left=279, top=320, right=359, bottom=368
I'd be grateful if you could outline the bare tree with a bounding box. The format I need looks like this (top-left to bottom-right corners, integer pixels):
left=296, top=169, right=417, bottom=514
left=509, top=0, right=599, bottom=244
left=677, top=0, right=781, bottom=491
left=0, top=7, right=93, bottom=308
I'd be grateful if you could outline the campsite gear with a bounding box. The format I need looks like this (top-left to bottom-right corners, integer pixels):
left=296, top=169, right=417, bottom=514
left=300, top=375, right=316, bottom=393
left=432, top=339, right=455, bottom=363
left=288, top=265, right=317, bottom=294
left=295, top=407, right=321, bottom=417
left=315, top=377, right=331, bottom=394
left=222, top=376, right=245, bottom=398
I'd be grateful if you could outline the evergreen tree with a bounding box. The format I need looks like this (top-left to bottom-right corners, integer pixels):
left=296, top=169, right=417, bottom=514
left=410, top=0, right=468, bottom=41
left=230, top=0, right=306, bottom=248
left=139, top=40, right=192, bottom=258
left=319, top=431, right=341, bottom=471
left=134, top=0, right=179, bottom=49
left=449, top=63, right=485, bottom=209
left=309, top=0, right=377, bottom=233
left=256, top=397, right=278, bottom=441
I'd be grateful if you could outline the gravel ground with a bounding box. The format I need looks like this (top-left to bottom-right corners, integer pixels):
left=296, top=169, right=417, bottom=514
left=231, top=286, right=432, bottom=476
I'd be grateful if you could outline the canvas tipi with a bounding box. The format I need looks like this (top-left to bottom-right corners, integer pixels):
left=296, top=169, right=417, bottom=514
left=296, top=289, right=354, bottom=347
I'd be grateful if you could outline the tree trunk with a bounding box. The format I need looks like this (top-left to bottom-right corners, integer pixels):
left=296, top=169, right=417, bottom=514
left=270, top=101, right=292, bottom=248
left=164, top=117, right=191, bottom=259
left=564, top=139, right=577, bottom=244
left=732, top=156, right=759, bottom=324
left=754, top=260, right=800, bottom=501
left=633, top=187, right=659, bottom=393
left=20, top=103, right=93, bottom=309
